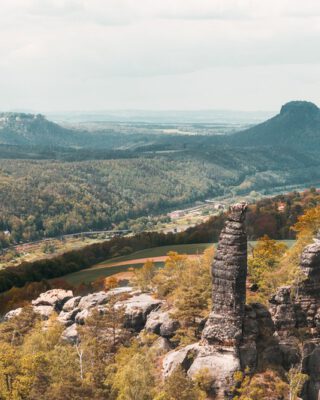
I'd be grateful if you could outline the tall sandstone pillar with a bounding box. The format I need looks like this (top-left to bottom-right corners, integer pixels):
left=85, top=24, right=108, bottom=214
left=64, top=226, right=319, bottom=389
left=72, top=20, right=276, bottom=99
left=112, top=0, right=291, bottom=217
left=202, top=202, right=248, bottom=345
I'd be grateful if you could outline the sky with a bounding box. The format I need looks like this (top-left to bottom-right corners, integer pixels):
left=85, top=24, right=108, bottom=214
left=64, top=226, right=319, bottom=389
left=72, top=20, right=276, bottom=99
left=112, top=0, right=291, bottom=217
left=1, top=0, right=320, bottom=112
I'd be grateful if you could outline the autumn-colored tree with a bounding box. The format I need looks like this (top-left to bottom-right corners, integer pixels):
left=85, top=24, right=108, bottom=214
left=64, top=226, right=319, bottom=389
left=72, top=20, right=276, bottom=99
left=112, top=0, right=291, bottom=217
left=110, top=342, right=156, bottom=400
left=278, top=204, right=320, bottom=289
left=134, top=259, right=156, bottom=291
left=156, top=366, right=206, bottom=400
left=287, top=366, right=308, bottom=400
left=153, top=252, right=189, bottom=298
left=78, top=296, right=130, bottom=396
left=234, top=369, right=288, bottom=400
left=248, top=236, right=288, bottom=303
left=172, top=248, right=213, bottom=344
left=0, top=306, right=39, bottom=345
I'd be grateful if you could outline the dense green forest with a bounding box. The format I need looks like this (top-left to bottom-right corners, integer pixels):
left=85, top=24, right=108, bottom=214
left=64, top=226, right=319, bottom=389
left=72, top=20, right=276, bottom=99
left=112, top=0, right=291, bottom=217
left=1, top=146, right=320, bottom=247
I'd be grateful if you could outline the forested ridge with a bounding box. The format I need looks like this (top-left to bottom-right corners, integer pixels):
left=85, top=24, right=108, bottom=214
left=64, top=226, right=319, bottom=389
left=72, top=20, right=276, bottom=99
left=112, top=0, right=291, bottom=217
left=1, top=146, right=320, bottom=247
left=0, top=157, right=231, bottom=245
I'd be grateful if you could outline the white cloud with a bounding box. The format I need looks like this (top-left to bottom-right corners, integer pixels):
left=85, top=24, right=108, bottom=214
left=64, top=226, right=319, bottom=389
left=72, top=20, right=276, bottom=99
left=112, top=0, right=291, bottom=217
left=0, top=0, right=319, bottom=110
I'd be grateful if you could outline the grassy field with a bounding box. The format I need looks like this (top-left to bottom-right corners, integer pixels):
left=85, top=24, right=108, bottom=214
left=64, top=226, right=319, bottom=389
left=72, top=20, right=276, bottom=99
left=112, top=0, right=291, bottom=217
left=63, top=243, right=212, bottom=285
left=63, top=240, right=296, bottom=286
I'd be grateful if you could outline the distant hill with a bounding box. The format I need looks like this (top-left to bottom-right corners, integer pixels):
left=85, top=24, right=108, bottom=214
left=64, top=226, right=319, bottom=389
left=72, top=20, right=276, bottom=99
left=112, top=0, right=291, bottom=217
left=229, top=101, right=320, bottom=148
left=0, top=112, right=164, bottom=149
left=0, top=113, right=77, bottom=146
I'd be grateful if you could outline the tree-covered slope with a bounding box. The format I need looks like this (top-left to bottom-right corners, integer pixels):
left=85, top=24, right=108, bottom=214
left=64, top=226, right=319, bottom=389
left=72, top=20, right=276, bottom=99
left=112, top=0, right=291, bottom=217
left=229, top=101, right=320, bottom=148
left=0, top=113, right=79, bottom=146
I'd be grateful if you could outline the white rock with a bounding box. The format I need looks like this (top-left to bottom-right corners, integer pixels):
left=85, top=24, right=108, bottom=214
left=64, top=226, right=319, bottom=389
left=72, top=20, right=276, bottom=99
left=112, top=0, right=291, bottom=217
left=32, top=289, right=73, bottom=310
left=3, top=307, right=23, bottom=321
left=33, top=305, right=55, bottom=319
left=163, top=343, right=240, bottom=399
left=62, top=296, right=81, bottom=312
left=116, top=293, right=162, bottom=331
left=78, top=292, right=109, bottom=310
left=58, top=308, right=80, bottom=326
left=61, top=323, right=79, bottom=344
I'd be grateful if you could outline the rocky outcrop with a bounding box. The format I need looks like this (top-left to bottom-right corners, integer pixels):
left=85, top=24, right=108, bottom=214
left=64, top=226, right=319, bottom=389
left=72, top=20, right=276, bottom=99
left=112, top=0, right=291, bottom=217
left=32, top=289, right=73, bottom=310
left=116, top=293, right=163, bottom=331
left=77, top=291, right=110, bottom=310
left=145, top=309, right=180, bottom=338
left=163, top=343, right=240, bottom=398
left=3, top=307, right=23, bottom=321
left=239, top=302, right=275, bottom=371
left=269, top=238, right=320, bottom=334
left=61, top=323, right=79, bottom=344
left=163, top=203, right=248, bottom=399
left=297, top=239, right=320, bottom=328
left=302, top=340, right=320, bottom=400
left=3, top=286, right=162, bottom=343
left=267, top=238, right=320, bottom=400
left=62, top=296, right=81, bottom=312
left=202, top=202, right=248, bottom=345
left=269, top=286, right=297, bottom=333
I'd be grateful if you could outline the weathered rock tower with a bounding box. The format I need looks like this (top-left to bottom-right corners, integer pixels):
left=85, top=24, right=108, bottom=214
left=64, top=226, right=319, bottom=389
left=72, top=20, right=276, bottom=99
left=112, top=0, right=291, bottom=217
left=202, top=202, right=248, bottom=344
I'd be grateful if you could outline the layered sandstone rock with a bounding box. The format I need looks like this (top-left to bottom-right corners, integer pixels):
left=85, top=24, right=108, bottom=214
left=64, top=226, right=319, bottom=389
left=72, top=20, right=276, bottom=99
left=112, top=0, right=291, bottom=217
left=202, top=202, right=248, bottom=344
left=268, top=237, right=320, bottom=400
left=163, top=203, right=249, bottom=399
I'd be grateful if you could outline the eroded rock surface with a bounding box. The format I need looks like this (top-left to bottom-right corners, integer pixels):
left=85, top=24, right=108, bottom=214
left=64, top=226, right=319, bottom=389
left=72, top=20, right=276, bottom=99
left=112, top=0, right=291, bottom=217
left=32, top=289, right=73, bottom=311
left=116, top=293, right=162, bottom=331
left=202, top=202, right=248, bottom=345
left=145, top=309, right=180, bottom=338
left=163, top=203, right=248, bottom=399
left=268, top=238, right=320, bottom=400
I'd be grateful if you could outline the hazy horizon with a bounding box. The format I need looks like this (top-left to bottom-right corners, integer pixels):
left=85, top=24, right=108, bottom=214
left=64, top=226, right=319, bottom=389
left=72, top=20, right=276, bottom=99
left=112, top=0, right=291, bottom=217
left=1, top=0, right=320, bottom=111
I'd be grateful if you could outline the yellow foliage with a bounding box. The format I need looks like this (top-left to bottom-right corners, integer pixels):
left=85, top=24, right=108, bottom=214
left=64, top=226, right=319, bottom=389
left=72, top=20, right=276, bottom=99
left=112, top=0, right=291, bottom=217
left=234, top=370, right=289, bottom=400
left=277, top=204, right=320, bottom=290
left=134, top=260, right=156, bottom=291
left=248, top=235, right=288, bottom=303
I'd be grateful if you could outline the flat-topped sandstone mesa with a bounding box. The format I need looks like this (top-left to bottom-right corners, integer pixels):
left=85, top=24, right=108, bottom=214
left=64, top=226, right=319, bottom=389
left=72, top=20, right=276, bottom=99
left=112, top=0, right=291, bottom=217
left=202, top=202, right=248, bottom=345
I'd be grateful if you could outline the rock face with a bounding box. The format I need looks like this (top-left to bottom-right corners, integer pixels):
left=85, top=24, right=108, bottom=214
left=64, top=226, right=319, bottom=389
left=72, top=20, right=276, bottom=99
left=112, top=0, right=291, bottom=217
left=3, top=286, right=163, bottom=343
left=202, top=202, right=248, bottom=345
left=267, top=237, right=320, bottom=400
left=269, top=238, right=320, bottom=333
left=145, top=309, right=180, bottom=338
left=163, top=203, right=248, bottom=399
left=32, top=289, right=73, bottom=311
left=297, top=239, right=320, bottom=328
left=116, top=293, right=162, bottom=331
left=163, top=343, right=240, bottom=399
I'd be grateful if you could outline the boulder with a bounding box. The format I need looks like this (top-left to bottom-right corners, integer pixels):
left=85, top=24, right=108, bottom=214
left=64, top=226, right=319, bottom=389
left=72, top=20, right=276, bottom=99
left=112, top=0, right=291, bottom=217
left=151, top=337, right=172, bottom=355
left=116, top=293, right=162, bottom=331
left=75, top=309, right=90, bottom=325
left=61, top=323, right=79, bottom=344
left=3, top=307, right=23, bottom=321
left=32, top=289, right=73, bottom=311
left=62, top=296, right=81, bottom=312
left=77, top=291, right=109, bottom=310
left=188, top=346, right=240, bottom=399
left=107, top=287, right=134, bottom=297
left=163, top=343, right=240, bottom=399
left=279, top=339, right=301, bottom=370
left=33, top=305, right=55, bottom=319
left=58, top=308, right=81, bottom=327
left=145, top=309, right=180, bottom=338
left=163, top=343, right=200, bottom=377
